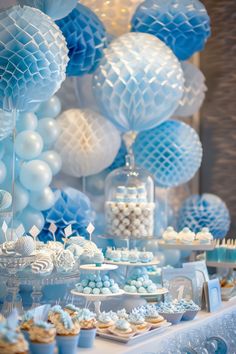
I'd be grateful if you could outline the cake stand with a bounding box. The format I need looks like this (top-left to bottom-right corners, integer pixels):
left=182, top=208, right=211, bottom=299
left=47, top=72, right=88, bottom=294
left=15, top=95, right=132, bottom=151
left=71, top=289, right=125, bottom=314
left=0, top=254, right=35, bottom=316
left=104, top=259, right=160, bottom=267
left=158, top=240, right=216, bottom=261
left=123, top=288, right=168, bottom=302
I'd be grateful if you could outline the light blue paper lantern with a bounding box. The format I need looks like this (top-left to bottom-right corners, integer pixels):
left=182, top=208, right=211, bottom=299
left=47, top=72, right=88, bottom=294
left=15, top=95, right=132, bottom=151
left=131, top=0, right=211, bottom=60
left=0, top=110, right=14, bottom=141
left=0, top=5, right=68, bottom=111
left=93, top=32, right=184, bottom=133
left=40, top=187, right=93, bottom=242
left=56, top=4, right=107, bottom=77
left=134, top=120, right=202, bottom=188
left=177, top=193, right=231, bottom=239
left=18, top=0, right=77, bottom=20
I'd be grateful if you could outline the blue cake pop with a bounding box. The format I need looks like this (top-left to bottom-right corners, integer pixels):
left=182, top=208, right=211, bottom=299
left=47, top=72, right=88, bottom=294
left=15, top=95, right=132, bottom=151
left=177, top=194, right=231, bottom=239
left=56, top=4, right=107, bottom=77
left=0, top=5, right=68, bottom=111
left=18, top=0, right=77, bottom=20
left=131, top=0, right=211, bottom=60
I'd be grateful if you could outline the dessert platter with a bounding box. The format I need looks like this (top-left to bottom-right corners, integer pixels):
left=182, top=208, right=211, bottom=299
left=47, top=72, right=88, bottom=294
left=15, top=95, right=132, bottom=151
left=159, top=226, right=216, bottom=251
left=104, top=247, right=160, bottom=267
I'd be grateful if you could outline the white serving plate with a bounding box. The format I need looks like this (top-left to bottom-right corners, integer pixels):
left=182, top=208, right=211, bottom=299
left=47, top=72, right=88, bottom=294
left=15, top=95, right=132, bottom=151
left=124, top=288, right=168, bottom=298
left=71, top=289, right=125, bottom=301
left=158, top=240, right=216, bottom=251
left=97, top=322, right=171, bottom=344
left=80, top=264, right=118, bottom=271
left=104, top=258, right=160, bottom=267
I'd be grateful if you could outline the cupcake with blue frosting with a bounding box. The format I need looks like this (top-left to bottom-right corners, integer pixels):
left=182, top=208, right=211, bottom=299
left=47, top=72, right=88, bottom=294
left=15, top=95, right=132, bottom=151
left=128, top=311, right=150, bottom=333
left=54, top=310, right=80, bottom=354
left=144, top=305, right=165, bottom=328
left=109, top=319, right=136, bottom=338
left=20, top=310, right=34, bottom=341
left=0, top=317, right=28, bottom=354
left=77, top=309, right=97, bottom=348
left=97, top=312, right=114, bottom=331
left=29, top=320, right=56, bottom=354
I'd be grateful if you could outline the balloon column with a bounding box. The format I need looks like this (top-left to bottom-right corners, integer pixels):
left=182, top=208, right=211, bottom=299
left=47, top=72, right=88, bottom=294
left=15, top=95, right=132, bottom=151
left=0, top=95, right=62, bottom=232
left=178, top=194, right=231, bottom=239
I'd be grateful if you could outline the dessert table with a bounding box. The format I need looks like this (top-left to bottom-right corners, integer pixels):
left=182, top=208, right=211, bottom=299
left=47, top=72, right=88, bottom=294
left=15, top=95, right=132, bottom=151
left=80, top=299, right=236, bottom=353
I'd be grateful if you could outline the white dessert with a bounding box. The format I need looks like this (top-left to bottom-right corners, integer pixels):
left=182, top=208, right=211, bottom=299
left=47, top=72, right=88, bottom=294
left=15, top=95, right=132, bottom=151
left=178, top=227, right=195, bottom=244
left=196, top=227, right=213, bottom=244
left=162, top=226, right=178, bottom=243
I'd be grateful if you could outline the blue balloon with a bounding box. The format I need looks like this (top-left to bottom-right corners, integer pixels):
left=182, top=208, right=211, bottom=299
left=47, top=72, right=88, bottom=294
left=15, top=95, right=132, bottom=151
left=162, top=249, right=181, bottom=266
left=0, top=161, right=6, bottom=184
left=16, top=206, right=45, bottom=232
left=93, top=33, right=184, bottom=132
left=29, top=187, right=55, bottom=211
left=131, top=0, right=211, bottom=60
left=35, top=95, right=62, bottom=119
left=37, top=118, right=60, bottom=148
left=40, top=187, right=93, bottom=242
left=18, top=0, right=77, bottom=20
left=13, top=182, right=29, bottom=213
left=56, top=4, right=107, bottom=76
left=39, top=150, right=62, bottom=176
left=0, top=5, right=68, bottom=111
left=15, top=131, right=43, bottom=160
left=134, top=120, right=202, bottom=188
left=16, top=112, right=38, bottom=132
left=20, top=160, right=52, bottom=192
left=177, top=194, right=231, bottom=239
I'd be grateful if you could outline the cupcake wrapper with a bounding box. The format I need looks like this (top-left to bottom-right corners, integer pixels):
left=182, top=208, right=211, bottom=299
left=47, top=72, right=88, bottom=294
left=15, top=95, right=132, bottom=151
left=29, top=341, right=56, bottom=354
left=56, top=334, right=79, bottom=354
left=78, top=328, right=96, bottom=348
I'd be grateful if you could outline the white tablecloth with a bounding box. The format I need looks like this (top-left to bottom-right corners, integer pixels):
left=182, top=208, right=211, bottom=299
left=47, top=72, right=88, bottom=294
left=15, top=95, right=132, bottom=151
left=79, top=299, right=236, bottom=354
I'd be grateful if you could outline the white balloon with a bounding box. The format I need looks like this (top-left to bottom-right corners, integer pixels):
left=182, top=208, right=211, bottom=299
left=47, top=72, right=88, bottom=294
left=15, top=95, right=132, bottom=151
left=174, top=62, right=207, bottom=117
left=55, top=109, right=121, bottom=177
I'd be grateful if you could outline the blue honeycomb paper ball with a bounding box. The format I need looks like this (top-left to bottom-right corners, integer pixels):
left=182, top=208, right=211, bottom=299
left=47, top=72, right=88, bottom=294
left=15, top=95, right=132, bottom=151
left=0, top=5, right=68, bottom=111
left=18, top=0, right=77, bottom=20
left=40, top=187, right=93, bottom=242
left=131, top=0, right=211, bottom=60
left=177, top=194, right=231, bottom=239
left=93, top=32, right=184, bottom=133
left=134, top=120, right=202, bottom=188
left=56, top=4, right=107, bottom=77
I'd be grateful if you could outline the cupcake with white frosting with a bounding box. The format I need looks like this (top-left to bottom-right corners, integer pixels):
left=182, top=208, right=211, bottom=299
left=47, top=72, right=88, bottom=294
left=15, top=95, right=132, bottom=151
left=109, top=319, right=136, bottom=338
left=144, top=305, right=166, bottom=327
left=96, top=312, right=114, bottom=331
left=162, top=226, right=178, bottom=244
left=196, top=228, right=213, bottom=244
left=178, top=227, right=195, bottom=244
left=128, top=311, right=150, bottom=333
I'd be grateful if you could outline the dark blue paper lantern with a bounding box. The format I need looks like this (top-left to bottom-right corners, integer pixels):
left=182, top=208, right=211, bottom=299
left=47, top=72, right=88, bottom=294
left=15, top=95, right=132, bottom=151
left=178, top=194, right=231, bottom=239
left=134, top=120, right=202, bottom=188
left=131, top=0, right=211, bottom=60
left=40, top=187, right=93, bottom=242
left=56, top=4, right=107, bottom=77
left=0, top=5, right=68, bottom=111
left=18, top=0, right=77, bottom=20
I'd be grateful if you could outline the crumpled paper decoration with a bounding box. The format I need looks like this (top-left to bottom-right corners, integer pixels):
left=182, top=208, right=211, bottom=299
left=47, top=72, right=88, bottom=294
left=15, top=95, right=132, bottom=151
left=55, top=109, right=121, bottom=177
left=174, top=62, right=207, bottom=117
left=134, top=120, right=202, bottom=188
left=56, top=4, right=107, bottom=77
left=40, top=187, right=93, bottom=242
left=0, top=5, right=68, bottom=111
left=80, top=0, right=143, bottom=37
left=177, top=194, right=231, bottom=239
left=0, top=110, right=14, bottom=140
left=93, top=32, right=184, bottom=133
left=131, top=0, right=211, bottom=60
left=18, top=0, right=77, bottom=20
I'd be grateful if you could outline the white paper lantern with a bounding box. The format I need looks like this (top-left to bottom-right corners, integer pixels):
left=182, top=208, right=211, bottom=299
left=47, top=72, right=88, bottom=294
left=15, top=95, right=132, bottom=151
left=55, top=109, right=121, bottom=177
left=174, top=62, right=207, bottom=117
left=80, top=0, right=142, bottom=37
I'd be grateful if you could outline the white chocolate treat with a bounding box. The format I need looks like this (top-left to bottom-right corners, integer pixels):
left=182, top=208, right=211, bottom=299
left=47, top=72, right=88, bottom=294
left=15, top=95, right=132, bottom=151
left=162, top=226, right=178, bottom=243
left=178, top=227, right=195, bottom=244
left=54, top=249, right=76, bottom=273
left=196, top=228, right=213, bottom=244
left=31, top=255, right=54, bottom=275
left=15, top=236, right=36, bottom=256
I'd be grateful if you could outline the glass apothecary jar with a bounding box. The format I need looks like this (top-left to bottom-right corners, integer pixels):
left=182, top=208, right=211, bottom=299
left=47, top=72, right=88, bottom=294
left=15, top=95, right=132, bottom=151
left=105, top=155, right=155, bottom=239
